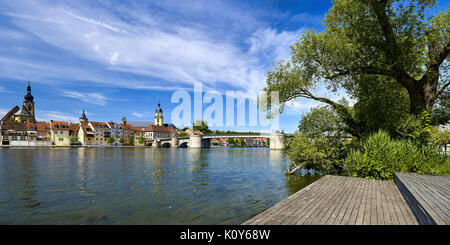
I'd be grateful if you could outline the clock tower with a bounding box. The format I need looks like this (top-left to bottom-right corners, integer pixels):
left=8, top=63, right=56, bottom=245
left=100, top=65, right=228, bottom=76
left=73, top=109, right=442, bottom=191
left=23, top=81, right=35, bottom=119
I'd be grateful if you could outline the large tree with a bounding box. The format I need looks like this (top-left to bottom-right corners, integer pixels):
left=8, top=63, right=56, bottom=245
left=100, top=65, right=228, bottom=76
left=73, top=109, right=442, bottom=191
left=265, top=0, right=449, bottom=122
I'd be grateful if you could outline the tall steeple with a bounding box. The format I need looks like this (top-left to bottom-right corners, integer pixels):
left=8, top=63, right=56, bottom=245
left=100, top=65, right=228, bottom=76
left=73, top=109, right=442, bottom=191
left=79, top=110, right=88, bottom=123
left=24, top=81, right=34, bottom=103
left=154, top=102, right=163, bottom=126
left=22, top=81, right=35, bottom=121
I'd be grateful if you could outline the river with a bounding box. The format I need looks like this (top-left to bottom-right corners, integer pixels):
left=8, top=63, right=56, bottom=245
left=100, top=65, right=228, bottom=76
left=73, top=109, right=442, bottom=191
left=0, top=147, right=321, bottom=224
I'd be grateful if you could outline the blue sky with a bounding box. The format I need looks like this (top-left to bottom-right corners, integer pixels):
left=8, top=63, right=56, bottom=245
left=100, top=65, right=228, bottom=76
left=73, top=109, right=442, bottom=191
left=1, top=0, right=442, bottom=133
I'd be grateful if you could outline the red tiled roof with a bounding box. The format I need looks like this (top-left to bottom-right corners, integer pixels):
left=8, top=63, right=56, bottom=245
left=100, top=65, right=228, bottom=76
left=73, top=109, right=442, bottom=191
left=68, top=123, right=80, bottom=134
left=50, top=121, right=70, bottom=130
left=121, top=123, right=135, bottom=131
left=2, top=121, right=27, bottom=131
left=26, top=122, right=50, bottom=132
left=89, top=121, right=109, bottom=129
left=144, top=125, right=172, bottom=133
left=80, top=123, right=94, bottom=134
left=167, top=128, right=178, bottom=134
left=132, top=127, right=145, bottom=133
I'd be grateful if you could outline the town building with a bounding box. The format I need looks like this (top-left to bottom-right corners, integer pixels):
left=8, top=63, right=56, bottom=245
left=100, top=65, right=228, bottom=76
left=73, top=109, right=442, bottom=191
left=184, top=128, right=203, bottom=136
left=69, top=123, right=80, bottom=143
left=1, top=121, right=28, bottom=146
left=89, top=121, right=111, bottom=145
left=77, top=111, right=94, bottom=145
left=2, top=82, right=36, bottom=123
left=134, top=128, right=146, bottom=146
left=106, top=121, right=123, bottom=145
left=50, top=121, right=71, bottom=146
left=144, top=125, right=173, bottom=141
left=78, top=123, right=95, bottom=145
left=26, top=122, right=51, bottom=144
left=120, top=116, right=135, bottom=145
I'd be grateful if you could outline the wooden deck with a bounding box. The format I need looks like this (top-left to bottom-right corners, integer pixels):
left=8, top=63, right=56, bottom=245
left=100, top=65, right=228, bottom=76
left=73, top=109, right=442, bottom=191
left=394, top=173, right=450, bottom=225
left=243, top=175, right=418, bottom=225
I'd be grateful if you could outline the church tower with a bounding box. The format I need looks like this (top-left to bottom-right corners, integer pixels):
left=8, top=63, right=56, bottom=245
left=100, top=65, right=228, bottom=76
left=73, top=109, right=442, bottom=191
left=10, top=82, right=36, bottom=123
left=154, top=102, right=163, bottom=126
left=79, top=110, right=88, bottom=123
left=23, top=81, right=35, bottom=119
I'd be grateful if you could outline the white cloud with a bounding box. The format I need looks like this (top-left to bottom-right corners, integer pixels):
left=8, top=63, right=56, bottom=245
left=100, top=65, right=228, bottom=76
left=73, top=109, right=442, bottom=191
left=132, top=112, right=145, bottom=118
left=0, top=0, right=304, bottom=96
left=36, top=110, right=78, bottom=123
left=61, top=90, right=109, bottom=106
left=247, top=28, right=304, bottom=62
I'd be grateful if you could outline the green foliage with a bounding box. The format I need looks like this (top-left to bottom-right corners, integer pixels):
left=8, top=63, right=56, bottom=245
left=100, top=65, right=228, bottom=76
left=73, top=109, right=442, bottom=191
left=177, top=132, right=189, bottom=137
left=262, top=0, right=449, bottom=131
left=344, top=130, right=450, bottom=180
left=128, top=136, right=134, bottom=145
left=138, top=135, right=145, bottom=144
left=287, top=133, right=346, bottom=174
left=119, top=137, right=125, bottom=144
left=227, top=138, right=235, bottom=145
left=431, top=126, right=450, bottom=147
left=395, top=111, right=436, bottom=145
left=107, top=136, right=115, bottom=144
left=71, top=136, right=78, bottom=143
left=298, top=104, right=347, bottom=137
left=193, top=120, right=212, bottom=134
left=239, top=138, right=246, bottom=146
left=431, top=89, right=450, bottom=126
left=353, top=76, right=411, bottom=137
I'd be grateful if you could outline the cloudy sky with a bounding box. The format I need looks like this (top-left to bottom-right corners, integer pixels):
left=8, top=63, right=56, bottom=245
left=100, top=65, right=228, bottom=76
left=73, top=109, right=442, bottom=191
left=1, top=0, right=341, bottom=132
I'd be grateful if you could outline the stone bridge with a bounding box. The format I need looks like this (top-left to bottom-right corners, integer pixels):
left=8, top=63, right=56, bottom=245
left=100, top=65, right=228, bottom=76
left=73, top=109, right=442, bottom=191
left=152, top=133, right=288, bottom=149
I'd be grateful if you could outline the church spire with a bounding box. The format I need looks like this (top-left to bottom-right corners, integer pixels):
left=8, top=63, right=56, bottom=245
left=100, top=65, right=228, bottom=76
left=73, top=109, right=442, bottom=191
left=24, top=81, right=34, bottom=102
left=79, top=110, right=88, bottom=123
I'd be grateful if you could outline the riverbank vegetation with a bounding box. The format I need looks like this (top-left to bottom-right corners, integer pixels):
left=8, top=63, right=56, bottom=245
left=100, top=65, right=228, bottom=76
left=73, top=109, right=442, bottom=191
left=265, top=0, right=450, bottom=180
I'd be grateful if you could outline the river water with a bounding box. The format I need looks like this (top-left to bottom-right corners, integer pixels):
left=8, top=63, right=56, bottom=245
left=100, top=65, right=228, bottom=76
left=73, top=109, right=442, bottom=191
left=0, top=147, right=321, bottom=224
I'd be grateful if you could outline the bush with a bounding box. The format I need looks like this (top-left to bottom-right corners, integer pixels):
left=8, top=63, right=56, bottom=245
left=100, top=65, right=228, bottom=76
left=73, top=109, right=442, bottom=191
left=344, top=130, right=450, bottom=180
left=287, top=133, right=346, bottom=174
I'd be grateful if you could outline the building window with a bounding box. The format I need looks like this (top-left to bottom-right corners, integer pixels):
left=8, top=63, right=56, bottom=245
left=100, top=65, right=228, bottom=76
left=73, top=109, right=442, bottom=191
left=59, top=138, right=64, bottom=141
left=20, top=136, right=26, bottom=141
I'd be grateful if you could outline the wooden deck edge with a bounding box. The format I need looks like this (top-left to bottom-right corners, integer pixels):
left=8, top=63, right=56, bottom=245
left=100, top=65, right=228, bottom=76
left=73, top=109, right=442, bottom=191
left=394, top=173, right=436, bottom=225
left=241, top=175, right=332, bottom=225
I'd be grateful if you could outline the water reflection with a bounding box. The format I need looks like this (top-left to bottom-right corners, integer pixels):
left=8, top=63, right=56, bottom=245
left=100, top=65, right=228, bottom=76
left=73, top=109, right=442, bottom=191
left=0, top=147, right=321, bottom=224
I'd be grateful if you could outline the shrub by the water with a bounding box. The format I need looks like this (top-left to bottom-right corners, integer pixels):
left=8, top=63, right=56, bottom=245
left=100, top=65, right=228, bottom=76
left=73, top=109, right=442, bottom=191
left=344, top=130, right=450, bottom=180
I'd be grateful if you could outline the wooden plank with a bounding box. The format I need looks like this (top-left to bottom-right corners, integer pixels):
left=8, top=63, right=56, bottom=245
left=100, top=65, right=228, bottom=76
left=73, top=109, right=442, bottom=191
left=355, top=178, right=368, bottom=225
left=292, top=176, right=344, bottom=225
left=394, top=173, right=450, bottom=225
left=391, top=180, right=418, bottom=225
left=375, top=180, right=384, bottom=225
left=346, top=177, right=366, bottom=225
left=277, top=175, right=340, bottom=225
left=334, top=177, right=360, bottom=224
left=243, top=175, right=334, bottom=225
left=243, top=175, right=420, bottom=225
left=341, top=177, right=363, bottom=225
left=297, top=176, right=346, bottom=225
left=386, top=181, right=407, bottom=225
left=379, top=181, right=393, bottom=225
left=322, top=176, right=356, bottom=224
left=404, top=174, right=449, bottom=224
